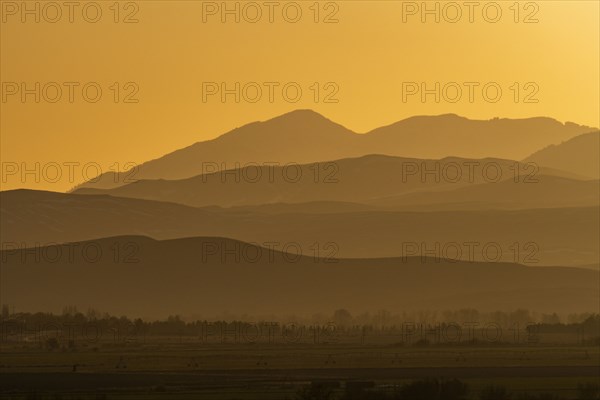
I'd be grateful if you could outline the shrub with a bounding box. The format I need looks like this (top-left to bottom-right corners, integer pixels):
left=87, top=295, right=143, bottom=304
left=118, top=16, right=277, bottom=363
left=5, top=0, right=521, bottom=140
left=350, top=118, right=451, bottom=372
left=480, top=385, right=512, bottom=400
left=577, top=383, right=600, bottom=400
left=399, top=378, right=468, bottom=400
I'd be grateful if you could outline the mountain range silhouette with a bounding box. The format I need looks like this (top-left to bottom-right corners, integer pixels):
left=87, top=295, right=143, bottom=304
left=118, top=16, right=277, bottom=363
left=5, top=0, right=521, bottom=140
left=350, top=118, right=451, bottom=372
left=2, top=189, right=597, bottom=267
left=2, top=110, right=599, bottom=316
left=72, top=110, right=597, bottom=190
left=2, top=236, right=597, bottom=318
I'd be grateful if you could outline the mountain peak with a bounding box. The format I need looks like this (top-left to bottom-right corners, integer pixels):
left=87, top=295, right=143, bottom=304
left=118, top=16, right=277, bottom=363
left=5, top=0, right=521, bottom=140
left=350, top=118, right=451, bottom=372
left=279, top=108, right=323, bottom=117
left=73, top=111, right=596, bottom=190
left=218, top=109, right=347, bottom=140
left=219, top=109, right=357, bottom=139
left=266, top=109, right=333, bottom=125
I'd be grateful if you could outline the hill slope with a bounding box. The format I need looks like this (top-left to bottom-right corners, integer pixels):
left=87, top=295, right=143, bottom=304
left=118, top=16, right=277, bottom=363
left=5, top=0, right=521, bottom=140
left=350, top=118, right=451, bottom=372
left=524, top=131, right=600, bottom=179
left=73, top=110, right=594, bottom=190
left=2, top=190, right=597, bottom=267
left=72, top=155, right=595, bottom=209
left=1, top=236, right=597, bottom=318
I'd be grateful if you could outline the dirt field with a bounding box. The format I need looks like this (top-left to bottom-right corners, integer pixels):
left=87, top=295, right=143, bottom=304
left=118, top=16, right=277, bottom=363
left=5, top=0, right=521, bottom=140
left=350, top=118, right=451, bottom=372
left=1, top=341, right=599, bottom=399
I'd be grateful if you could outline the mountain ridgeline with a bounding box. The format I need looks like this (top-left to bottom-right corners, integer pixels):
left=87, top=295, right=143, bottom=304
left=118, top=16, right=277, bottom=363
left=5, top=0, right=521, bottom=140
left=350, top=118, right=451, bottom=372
left=1, top=236, right=598, bottom=318
left=2, top=110, right=599, bottom=318
left=72, top=110, right=596, bottom=190
left=72, top=155, right=598, bottom=209
left=1, top=190, right=598, bottom=267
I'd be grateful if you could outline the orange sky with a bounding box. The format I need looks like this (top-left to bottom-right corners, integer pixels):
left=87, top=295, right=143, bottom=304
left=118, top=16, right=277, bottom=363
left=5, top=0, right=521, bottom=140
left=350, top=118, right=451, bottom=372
left=1, top=0, right=599, bottom=192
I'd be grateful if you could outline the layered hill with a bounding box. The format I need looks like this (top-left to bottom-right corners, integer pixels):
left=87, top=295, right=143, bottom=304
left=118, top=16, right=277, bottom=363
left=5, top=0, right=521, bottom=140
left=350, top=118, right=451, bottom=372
left=2, top=190, right=597, bottom=267
left=524, top=131, right=600, bottom=179
left=1, top=236, right=597, bottom=318
left=73, top=110, right=594, bottom=190
left=369, top=175, right=600, bottom=210
left=72, top=155, right=596, bottom=210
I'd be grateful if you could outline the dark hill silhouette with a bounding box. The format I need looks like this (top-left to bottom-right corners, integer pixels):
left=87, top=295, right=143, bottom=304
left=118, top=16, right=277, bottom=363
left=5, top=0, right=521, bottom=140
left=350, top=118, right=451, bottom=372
left=524, top=131, right=600, bottom=179
left=365, top=115, right=593, bottom=160
left=2, top=190, right=597, bottom=267
left=369, top=175, right=600, bottom=210
left=72, top=110, right=594, bottom=190
left=1, top=236, right=597, bottom=318
left=72, top=155, right=594, bottom=209
left=222, top=201, right=378, bottom=214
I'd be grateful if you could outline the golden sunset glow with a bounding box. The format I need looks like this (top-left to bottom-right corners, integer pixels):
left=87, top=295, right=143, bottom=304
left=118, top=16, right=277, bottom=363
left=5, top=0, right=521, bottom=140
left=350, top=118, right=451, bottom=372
left=1, top=1, right=598, bottom=191
left=2, top=2, right=600, bottom=397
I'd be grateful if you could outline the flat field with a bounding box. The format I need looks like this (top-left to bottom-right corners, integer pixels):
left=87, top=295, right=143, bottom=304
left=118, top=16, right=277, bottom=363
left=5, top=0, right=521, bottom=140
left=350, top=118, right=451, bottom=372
left=1, top=339, right=598, bottom=399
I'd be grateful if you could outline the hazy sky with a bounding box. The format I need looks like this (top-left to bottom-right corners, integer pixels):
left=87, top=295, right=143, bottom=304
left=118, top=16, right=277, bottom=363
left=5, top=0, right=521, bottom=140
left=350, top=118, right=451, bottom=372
left=1, top=0, right=599, bottom=191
